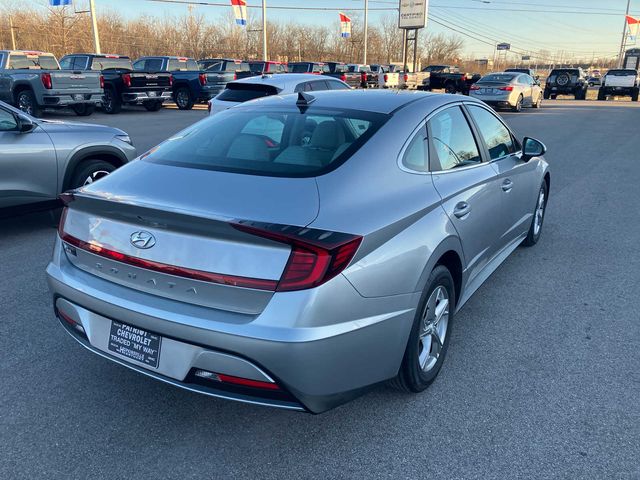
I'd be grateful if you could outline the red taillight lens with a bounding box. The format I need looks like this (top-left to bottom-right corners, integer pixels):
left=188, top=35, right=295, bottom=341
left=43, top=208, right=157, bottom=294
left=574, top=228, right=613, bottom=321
left=384, top=74, right=389, bottom=82
left=499, top=86, right=514, bottom=91
left=199, top=73, right=207, bottom=86
left=41, top=73, right=52, bottom=89
left=361, top=71, right=367, bottom=83
left=99, top=74, right=104, bottom=89
left=233, top=73, right=237, bottom=81
left=404, top=74, right=409, bottom=82
left=470, top=85, right=480, bottom=91
left=168, top=74, right=173, bottom=86
left=232, top=223, right=362, bottom=292
left=340, top=74, right=347, bottom=82
left=123, top=73, right=131, bottom=87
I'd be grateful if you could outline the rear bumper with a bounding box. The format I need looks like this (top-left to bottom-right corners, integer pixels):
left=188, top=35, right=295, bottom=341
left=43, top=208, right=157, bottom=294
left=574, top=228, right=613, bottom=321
left=121, top=91, right=172, bottom=104
left=601, top=86, right=637, bottom=96
left=545, top=86, right=581, bottom=95
left=46, top=237, right=416, bottom=413
left=41, top=91, right=103, bottom=107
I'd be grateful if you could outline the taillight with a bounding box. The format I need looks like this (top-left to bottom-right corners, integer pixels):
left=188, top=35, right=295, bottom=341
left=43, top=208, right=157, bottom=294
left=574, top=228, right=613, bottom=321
left=233, top=73, right=237, bottom=81
left=199, top=72, right=207, bottom=86
left=470, top=85, right=480, bottom=91
left=340, top=74, right=347, bottom=82
left=361, top=71, right=367, bottom=83
left=499, top=86, right=514, bottom=91
left=384, top=74, right=389, bottom=82
left=99, top=74, right=104, bottom=89
left=403, top=73, right=409, bottom=82
left=232, top=222, right=363, bottom=292
left=123, top=73, right=131, bottom=87
left=41, top=73, right=52, bottom=89
left=168, top=74, right=173, bottom=86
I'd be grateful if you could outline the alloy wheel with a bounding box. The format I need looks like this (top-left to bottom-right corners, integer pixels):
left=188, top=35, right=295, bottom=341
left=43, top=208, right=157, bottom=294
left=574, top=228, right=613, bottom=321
left=533, top=186, right=546, bottom=236
left=18, top=94, right=33, bottom=115
left=177, top=90, right=189, bottom=108
left=418, top=286, right=450, bottom=372
left=83, top=170, right=111, bottom=186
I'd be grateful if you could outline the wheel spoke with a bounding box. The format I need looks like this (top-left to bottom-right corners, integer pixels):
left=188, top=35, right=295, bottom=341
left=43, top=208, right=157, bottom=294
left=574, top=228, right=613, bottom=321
left=434, top=298, right=449, bottom=325
left=431, top=329, right=442, bottom=359
left=418, top=335, right=431, bottom=369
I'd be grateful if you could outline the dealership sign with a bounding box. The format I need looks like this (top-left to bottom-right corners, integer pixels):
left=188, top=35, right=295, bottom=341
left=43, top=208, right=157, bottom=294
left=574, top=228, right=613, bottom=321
left=497, top=43, right=511, bottom=51
left=399, top=0, right=429, bottom=29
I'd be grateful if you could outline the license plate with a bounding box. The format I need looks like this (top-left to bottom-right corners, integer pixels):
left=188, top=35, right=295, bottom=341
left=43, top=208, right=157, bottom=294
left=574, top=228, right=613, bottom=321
left=148, top=91, right=157, bottom=97
left=551, top=87, right=558, bottom=91
left=108, top=321, right=162, bottom=368
left=72, top=94, right=84, bottom=101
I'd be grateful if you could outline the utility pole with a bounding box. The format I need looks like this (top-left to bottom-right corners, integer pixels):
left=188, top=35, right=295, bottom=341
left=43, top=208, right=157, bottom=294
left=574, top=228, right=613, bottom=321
left=618, top=0, right=632, bottom=67
left=262, top=0, right=268, bottom=61
left=9, top=16, right=17, bottom=50
left=363, top=0, right=369, bottom=64
left=89, top=0, right=101, bottom=54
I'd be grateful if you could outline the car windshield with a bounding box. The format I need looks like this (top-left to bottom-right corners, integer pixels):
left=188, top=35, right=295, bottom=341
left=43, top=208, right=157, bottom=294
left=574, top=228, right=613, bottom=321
left=8, top=54, right=59, bottom=70
left=92, top=57, right=133, bottom=70
left=217, top=83, right=280, bottom=102
left=145, top=107, right=388, bottom=177
left=479, top=74, right=516, bottom=83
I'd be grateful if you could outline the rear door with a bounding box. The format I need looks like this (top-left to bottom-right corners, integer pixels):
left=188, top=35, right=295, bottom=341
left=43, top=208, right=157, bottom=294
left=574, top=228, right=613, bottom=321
left=466, top=103, right=538, bottom=246
left=428, top=104, right=503, bottom=285
left=0, top=107, right=57, bottom=208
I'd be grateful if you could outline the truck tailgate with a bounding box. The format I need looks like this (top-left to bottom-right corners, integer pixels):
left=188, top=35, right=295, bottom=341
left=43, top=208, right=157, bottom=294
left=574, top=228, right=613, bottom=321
left=52, top=71, right=101, bottom=90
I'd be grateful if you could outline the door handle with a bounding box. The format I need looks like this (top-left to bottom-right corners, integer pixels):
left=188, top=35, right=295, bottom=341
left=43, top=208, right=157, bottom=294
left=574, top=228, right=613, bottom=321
left=453, top=202, right=471, bottom=219
left=502, top=179, right=514, bottom=192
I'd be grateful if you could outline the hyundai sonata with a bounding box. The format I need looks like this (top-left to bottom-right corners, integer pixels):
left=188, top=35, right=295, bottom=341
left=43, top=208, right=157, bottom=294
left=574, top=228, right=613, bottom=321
left=47, top=90, right=550, bottom=413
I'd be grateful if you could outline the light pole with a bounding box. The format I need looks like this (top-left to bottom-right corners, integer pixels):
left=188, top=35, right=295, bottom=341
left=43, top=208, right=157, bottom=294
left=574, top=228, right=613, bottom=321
left=262, top=0, right=268, bottom=61
left=618, top=0, right=632, bottom=67
left=89, top=0, right=101, bottom=54
left=363, top=0, right=368, bottom=65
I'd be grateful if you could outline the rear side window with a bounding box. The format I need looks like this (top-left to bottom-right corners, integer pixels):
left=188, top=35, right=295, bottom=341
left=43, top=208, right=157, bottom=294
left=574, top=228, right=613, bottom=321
left=402, top=125, right=428, bottom=172
left=467, top=105, right=516, bottom=160
left=217, top=83, right=279, bottom=103
left=428, top=106, right=481, bottom=171
left=144, top=107, right=388, bottom=177
left=328, top=80, right=350, bottom=90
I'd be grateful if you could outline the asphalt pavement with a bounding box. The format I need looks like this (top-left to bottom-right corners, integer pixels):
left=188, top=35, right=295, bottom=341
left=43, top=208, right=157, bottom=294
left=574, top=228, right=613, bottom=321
left=1, top=100, right=639, bottom=479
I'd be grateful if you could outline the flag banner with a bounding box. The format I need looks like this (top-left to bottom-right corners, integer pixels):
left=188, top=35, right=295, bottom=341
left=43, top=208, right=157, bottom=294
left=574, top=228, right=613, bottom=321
left=339, top=12, right=351, bottom=38
left=50, top=0, right=72, bottom=5
left=627, top=15, right=640, bottom=42
left=231, top=0, right=247, bottom=26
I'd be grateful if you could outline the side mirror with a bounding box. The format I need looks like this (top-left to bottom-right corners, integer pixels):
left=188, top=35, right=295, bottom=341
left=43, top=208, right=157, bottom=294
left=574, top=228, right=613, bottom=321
left=522, top=137, right=546, bottom=161
left=16, top=114, right=36, bottom=133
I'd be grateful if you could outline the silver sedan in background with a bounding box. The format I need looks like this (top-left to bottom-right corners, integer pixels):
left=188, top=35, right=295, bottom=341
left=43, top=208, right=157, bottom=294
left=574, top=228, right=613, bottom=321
left=48, top=90, right=550, bottom=413
left=470, top=72, right=543, bottom=111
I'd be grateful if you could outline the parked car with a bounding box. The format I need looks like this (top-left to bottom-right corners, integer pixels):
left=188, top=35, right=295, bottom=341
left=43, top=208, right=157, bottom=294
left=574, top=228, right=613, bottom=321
left=0, top=100, right=136, bottom=213
left=544, top=68, right=588, bottom=100
left=198, top=58, right=253, bottom=96
left=49, top=90, right=550, bottom=413
left=60, top=53, right=173, bottom=114
left=208, top=73, right=350, bottom=114
left=132, top=56, right=217, bottom=110
left=0, top=50, right=102, bottom=117
left=597, top=69, right=639, bottom=101
left=288, top=61, right=330, bottom=74
left=248, top=61, right=288, bottom=75
left=587, top=76, right=601, bottom=87
left=421, top=65, right=481, bottom=94
left=469, top=72, right=543, bottom=111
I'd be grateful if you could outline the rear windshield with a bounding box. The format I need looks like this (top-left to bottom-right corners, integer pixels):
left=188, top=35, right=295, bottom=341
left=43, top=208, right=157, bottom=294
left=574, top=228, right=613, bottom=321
left=289, top=63, right=311, bottom=73
left=144, top=107, right=388, bottom=177
left=167, top=58, right=199, bottom=71
left=92, top=57, right=133, bottom=70
left=217, top=83, right=280, bottom=102
left=479, top=74, right=516, bottom=83
left=606, top=69, right=637, bottom=76
left=226, top=62, right=250, bottom=72
left=249, top=62, right=265, bottom=73
left=328, top=63, right=347, bottom=73
left=8, top=54, right=59, bottom=70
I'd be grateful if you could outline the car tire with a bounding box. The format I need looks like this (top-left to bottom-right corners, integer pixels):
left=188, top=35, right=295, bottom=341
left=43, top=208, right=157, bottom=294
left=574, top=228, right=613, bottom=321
left=632, top=88, right=639, bottom=102
left=390, top=265, right=455, bottom=393
left=550, top=94, right=557, bottom=100
left=174, top=87, right=194, bottom=110
left=102, top=88, right=122, bottom=114
left=522, top=180, right=549, bottom=247
left=143, top=100, right=163, bottom=112
left=444, top=83, right=457, bottom=94
left=512, top=95, right=523, bottom=112
left=72, top=104, right=95, bottom=116
left=597, top=89, right=606, bottom=101
left=16, top=90, right=42, bottom=117
left=533, top=94, right=542, bottom=108
left=543, top=89, right=550, bottom=99
left=70, top=159, right=116, bottom=189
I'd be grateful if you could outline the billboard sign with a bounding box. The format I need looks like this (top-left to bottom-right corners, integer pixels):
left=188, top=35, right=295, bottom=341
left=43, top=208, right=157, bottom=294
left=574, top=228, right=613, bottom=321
left=497, top=43, right=511, bottom=51
left=521, top=55, right=531, bottom=61
left=399, top=0, right=429, bottom=29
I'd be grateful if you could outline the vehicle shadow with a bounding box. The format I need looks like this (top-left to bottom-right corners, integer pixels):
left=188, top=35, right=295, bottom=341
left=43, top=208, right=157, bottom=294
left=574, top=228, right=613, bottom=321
left=0, top=208, right=59, bottom=237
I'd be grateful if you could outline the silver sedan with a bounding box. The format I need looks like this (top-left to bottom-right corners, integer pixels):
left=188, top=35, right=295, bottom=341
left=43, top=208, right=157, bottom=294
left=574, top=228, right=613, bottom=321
left=48, top=90, right=550, bottom=413
left=470, top=72, right=543, bottom=111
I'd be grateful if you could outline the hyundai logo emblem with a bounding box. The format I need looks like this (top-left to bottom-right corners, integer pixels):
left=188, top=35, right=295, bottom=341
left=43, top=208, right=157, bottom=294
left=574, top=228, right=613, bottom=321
left=130, top=231, right=156, bottom=249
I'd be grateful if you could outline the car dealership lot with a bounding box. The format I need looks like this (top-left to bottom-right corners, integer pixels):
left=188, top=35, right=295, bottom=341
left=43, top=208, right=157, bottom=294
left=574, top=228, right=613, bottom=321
left=1, top=101, right=639, bottom=479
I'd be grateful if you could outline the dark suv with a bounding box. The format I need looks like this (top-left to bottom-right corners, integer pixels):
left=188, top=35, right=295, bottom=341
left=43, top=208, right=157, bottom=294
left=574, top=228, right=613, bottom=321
left=544, top=68, right=588, bottom=100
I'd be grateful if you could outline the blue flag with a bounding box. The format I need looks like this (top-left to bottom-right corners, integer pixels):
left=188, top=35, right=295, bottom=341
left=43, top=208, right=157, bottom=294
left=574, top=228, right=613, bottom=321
left=50, top=0, right=72, bottom=5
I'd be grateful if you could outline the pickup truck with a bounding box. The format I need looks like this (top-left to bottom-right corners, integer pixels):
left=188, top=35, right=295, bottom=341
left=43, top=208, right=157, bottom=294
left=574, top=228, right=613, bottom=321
left=133, top=56, right=214, bottom=110
left=420, top=65, right=481, bottom=94
left=288, top=62, right=330, bottom=74
left=597, top=69, right=639, bottom=101
left=323, top=62, right=368, bottom=88
left=0, top=50, right=102, bottom=117
left=197, top=58, right=252, bottom=96
left=377, top=68, right=429, bottom=90
left=60, top=53, right=172, bottom=114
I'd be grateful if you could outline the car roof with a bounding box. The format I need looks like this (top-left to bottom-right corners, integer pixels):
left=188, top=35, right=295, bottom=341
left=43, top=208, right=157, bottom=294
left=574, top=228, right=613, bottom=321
left=0, top=50, right=52, bottom=55
left=234, top=89, right=448, bottom=114
left=229, top=73, right=343, bottom=90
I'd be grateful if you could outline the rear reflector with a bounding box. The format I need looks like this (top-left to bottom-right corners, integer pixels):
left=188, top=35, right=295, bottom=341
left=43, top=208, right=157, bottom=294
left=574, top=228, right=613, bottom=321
left=57, top=308, right=86, bottom=335
left=194, top=369, right=280, bottom=390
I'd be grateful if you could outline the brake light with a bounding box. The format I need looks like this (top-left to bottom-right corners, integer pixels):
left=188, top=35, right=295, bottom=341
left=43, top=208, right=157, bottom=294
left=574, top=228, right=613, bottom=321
left=168, top=74, right=173, bottom=86
left=41, top=73, right=52, bottom=89
left=403, top=73, right=409, bottom=82
left=499, top=86, right=514, bottom=91
left=199, top=72, right=207, bottom=86
left=384, top=74, right=389, bottom=82
left=470, top=85, right=480, bottom=91
left=361, top=71, right=367, bottom=83
left=99, top=74, right=104, bottom=89
left=340, top=74, right=346, bottom=82
left=232, top=222, right=362, bottom=292
left=123, top=73, right=131, bottom=87
left=233, top=73, right=237, bottom=81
